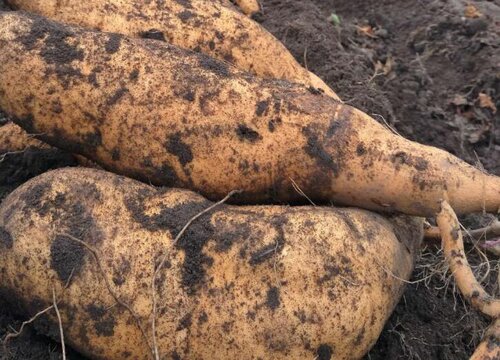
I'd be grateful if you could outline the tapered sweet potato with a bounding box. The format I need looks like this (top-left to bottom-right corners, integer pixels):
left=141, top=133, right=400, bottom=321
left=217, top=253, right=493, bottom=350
left=0, top=12, right=499, bottom=217
left=6, top=0, right=336, bottom=99
left=0, top=167, right=423, bottom=359
left=0, top=121, right=49, bottom=153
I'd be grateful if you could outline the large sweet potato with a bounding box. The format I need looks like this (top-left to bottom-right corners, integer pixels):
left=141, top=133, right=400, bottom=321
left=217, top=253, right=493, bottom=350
left=6, top=0, right=337, bottom=98
left=0, top=12, right=498, bottom=216
left=0, top=167, right=423, bottom=359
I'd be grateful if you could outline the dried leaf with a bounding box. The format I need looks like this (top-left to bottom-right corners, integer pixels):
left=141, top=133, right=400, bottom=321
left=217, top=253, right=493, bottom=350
left=464, top=4, right=482, bottom=18
left=356, top=25, right=377, bottom=38
left=478, top=93, right=497, bottom=113
left=450, top=94, right=469, bottom=107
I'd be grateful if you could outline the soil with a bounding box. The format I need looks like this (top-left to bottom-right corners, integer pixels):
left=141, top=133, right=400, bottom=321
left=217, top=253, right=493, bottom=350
left=0, top=0, right=499, bottom=359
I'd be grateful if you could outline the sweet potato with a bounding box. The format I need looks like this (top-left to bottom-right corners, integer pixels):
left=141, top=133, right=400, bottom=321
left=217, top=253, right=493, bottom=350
left=0, top=121, right=49, bottom=153
left=6, top=0, right=337, bottom=99
left=0, top=167, right=423, bottom=359
left=0, top=12, right=499, bottom=217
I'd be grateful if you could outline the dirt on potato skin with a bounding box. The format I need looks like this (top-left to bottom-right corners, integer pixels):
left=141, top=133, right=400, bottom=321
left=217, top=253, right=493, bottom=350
left=0, top=0, right=498, bottom=359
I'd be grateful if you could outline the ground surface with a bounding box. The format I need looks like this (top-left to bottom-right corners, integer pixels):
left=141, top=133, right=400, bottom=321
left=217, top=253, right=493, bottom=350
left=0, top=0, right=499, bottom=359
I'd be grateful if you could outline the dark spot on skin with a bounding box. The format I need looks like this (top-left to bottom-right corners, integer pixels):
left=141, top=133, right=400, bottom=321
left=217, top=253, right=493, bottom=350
left=236, top=124, right=262, bottom=142
left=222, top=321, right=233, bottom=334
left=0, top=227, right=13, bottom=249
left=50, top=234, right=86, bottom=283
left=182, top=90, right=196, bottom=102
left=198, top=311, right=208, bottom=324
left=256, top=100, right=269, bottom=116
left=125, top=192, right=215, bottom=294
left=107, top=87, right=128, bottom=106
left=471, top=290, right=480, bottom=298
left=112, top=258, right=131, bottom=286
left=208, top=40, right=215, bottom=50
left=122, top=351, right=132, bottom=358
left=178, top=10, right=195, bottom=23
left=111, top=148, right=121, bottom=161
left=176, top=312, right=192, bottom=331
left=198, top=55, right=230, bottom=77
left=246, top=311, right=256, bottom=321
left=213, top=221, right=252, bottom=253
left=104, top=33, right=121, bottom=54
left=86, top=304, right=116, bottom=336
left=308, top=86, right=324, bottom=95
left=267, top=118, right=282, bottom=132
left=316, top=344, right=333, bottom=360
left=88, top=72, right=99, bottom=87
left=450, top=227, right=460, bottom=241
left=326, top=121, right=343, bottom=138
left=82, top=130, right=102, bottom=149
left=129, top=69, right=139, bottom=81
left=18, top=15, right=84, bottom=86
left=174, top=0, right=192, bottom=8
left=302, top=126, right=340, bottom=176
left=354, top=327, right=365, bottom=345
left=265, top=286, right=280, bottom=311
left=356, top=143, right=367, bottom=156
left=139, top=29, right=166, bottom=42
left=165, top=132, right=193, bottom=166
left=171, top=351, right=182, bottom=360
left=414, top=157, right=429, bottom=171
left=151, top=163, right=181, bottom=186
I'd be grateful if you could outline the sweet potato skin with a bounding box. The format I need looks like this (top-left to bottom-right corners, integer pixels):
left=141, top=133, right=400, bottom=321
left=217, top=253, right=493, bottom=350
left=0, top=12, right=498, bottom=216
left=0, top=167, right=423, bottom=359
left=6, top=0, right=337, bottom=98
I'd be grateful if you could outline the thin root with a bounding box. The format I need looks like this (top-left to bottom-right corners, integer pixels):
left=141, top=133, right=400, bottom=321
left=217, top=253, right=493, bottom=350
left=470, top=318, right=500, bottom=360
left=52, top=287, right=66, bottom=360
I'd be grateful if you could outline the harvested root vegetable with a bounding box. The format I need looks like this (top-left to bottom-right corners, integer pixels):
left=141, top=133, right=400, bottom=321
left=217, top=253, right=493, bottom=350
left=0, top=12, right=499, bottom=217
left=0, top=167, right=423, bottom=359
left=0, top=121, right=50, bottom=153
left=6, top=0, right=337, bottom=99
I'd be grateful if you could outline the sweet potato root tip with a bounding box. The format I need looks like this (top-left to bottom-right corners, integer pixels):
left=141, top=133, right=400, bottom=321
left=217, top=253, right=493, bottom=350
left=470, top=319, right=500, bottom=360
left=233, top=0, right=260, bottom=16
left=436, top=200, right=500, bottom=318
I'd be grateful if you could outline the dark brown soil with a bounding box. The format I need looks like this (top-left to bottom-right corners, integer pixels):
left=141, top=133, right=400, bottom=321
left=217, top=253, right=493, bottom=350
left=1, top=0, right=499, bottom=359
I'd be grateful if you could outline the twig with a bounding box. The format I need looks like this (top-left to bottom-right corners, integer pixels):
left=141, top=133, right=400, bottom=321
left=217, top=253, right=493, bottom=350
left=57, top=233, right=153, bottom=355
left=52, top=287, right=66, bottom=360
left=151, top=190, right=240, bottom=360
